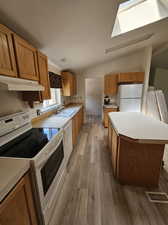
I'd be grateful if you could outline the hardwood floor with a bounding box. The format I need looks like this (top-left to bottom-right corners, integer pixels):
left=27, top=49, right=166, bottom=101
left=50, top=116, right=168, bottom=225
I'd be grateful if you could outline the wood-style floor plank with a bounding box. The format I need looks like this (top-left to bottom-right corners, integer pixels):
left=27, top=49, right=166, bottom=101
left=49, top=116, right=168, bottom=225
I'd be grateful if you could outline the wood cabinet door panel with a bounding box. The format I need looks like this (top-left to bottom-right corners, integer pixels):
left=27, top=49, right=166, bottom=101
left=0, top=173, right=38, bottom=225
left=108, top=122, right=112, bottom=149
left=62, top=72, right=70, bottom=96
left=13, top=34, right=39, bottom=81
left=72, top=75, right=77, bottom=95
left=118, top=72, right=144, bottom=83
left=104, top=74, right=118, bottom=95
left=37, top=52, right=51, bottom=100
left=62, top=72, right=77, bottom=96
left=0, top=24, right=17, bottom=77
left=103, top=108, right=117, bottom=128
left=111, top=128, right=118, bottom=176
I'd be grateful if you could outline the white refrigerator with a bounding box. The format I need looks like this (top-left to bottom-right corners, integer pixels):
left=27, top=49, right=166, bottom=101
left=118, top=84, right=143, bottom=112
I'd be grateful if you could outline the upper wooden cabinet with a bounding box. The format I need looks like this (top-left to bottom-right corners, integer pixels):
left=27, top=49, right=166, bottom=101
left=13, top=34, right=39, bottom=81
left=104, top=74, right=118, bottom=95
left=37, top=51, right=51, bottom=100
left=0, top=172, right=38, bottom=225
left=118, top=72, right=144, bottom=83
left=0, top=24, right=17, bottom=77
left=62, top=71, right=77, bottom=96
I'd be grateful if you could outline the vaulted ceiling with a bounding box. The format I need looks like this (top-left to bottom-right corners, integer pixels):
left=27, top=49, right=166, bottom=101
left=0, top=0, right=168, bottom=72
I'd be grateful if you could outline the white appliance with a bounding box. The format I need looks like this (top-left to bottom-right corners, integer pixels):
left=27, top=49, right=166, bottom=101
left=63, top=120, right=73, bottom=164
left=0, top=112, right=66, bottom=225
left=118, top=84, right=143, bottom=112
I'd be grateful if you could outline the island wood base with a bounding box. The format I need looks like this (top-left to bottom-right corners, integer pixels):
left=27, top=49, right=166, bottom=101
left=108, top=121, right=165, bottom=187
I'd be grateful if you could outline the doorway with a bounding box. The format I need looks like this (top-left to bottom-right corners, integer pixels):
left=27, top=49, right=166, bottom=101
left=85, top=78, right=103, bottom=117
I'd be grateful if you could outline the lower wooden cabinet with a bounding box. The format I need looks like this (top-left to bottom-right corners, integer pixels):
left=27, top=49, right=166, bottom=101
left=72, top=107, right=84, bottom=146
left=103, top=107, right=118, bottom=128
left=108, top=123, right=118, bottom=176
left=108, top=119, right=165, bottom=187
left=0, top=172, right=38, bottom=225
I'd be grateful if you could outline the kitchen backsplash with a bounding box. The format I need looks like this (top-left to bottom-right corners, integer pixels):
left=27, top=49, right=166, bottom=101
left=0, top=90, right=84, bottom=119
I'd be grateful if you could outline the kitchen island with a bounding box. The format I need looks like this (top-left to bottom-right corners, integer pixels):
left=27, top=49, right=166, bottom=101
left=108, top=112, right=168, bottom=187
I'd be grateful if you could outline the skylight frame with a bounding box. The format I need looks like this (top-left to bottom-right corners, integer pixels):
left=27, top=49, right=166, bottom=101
left=119, top=0, right=147, bottom=13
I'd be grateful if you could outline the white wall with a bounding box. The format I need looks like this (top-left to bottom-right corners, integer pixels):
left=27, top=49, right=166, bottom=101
left=76, top=50, right=145, bottom=105
left=141, top=46, right=152, bottom=113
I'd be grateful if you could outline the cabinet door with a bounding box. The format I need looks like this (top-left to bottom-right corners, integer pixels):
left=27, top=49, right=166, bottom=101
left=62, top=72, right=77, bottom=96
left=72, top=75, right=77, bottom=96
left=0, top=173, right=38, bottom=225
left=13, top=34, right=39, bottom=81
left=118, top=72, right=144, bottom=83
left=103, top=108, right=118, bottom=128
left=104, top=74, right=118, bottom=95
left=111, top=128, right=118, bottom=176
left=62, top=72, right=71, bottom=96
left=0, top=24, right=17, bottom=77
left=108, top=121, right=112, bottom=149
left=37, top=51, right=51, bottom=100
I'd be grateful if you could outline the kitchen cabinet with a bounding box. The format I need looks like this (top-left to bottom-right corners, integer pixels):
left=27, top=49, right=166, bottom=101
left=103, top=107, right=118, bottom=128
left=104, top=74, right=118, bottom=95
left=22, top=51, right=51, bottom=104
left=62, top=71, right=77, bottom=96
left=108, top=113, right=166, bottom=187
left=108, top=123, right=118, bottom=176
left=0, top=172, right=38, bottom=225
left=72, top=107, right=84, bottom=146
left=37, top=51, right=51, bottom=100
left=0, top=24, right=17, bottom=77
left=118, top=72, right=144, bottom=83
left=13, top=34, right=39, bottom=81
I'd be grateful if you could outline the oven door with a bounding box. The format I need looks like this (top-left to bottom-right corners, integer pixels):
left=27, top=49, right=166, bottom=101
left=33, top=132, right=66, bottom=224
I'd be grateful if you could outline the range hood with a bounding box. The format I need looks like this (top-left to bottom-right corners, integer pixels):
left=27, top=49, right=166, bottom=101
left=0, top=75, right=44, bottom=91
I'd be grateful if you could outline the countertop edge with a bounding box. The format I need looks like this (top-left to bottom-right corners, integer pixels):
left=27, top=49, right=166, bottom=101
left=32, top=104, right=83, bottom=128
left=0, top=160, right=30, bottom=202
left=108, top=113, right=168, bottom=144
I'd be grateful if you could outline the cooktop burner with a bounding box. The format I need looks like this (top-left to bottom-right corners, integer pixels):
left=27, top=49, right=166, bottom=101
left=0, top=128, right=60, bottom=158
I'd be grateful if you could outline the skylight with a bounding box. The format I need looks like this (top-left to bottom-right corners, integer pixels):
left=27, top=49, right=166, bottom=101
left=112, top=0, right=168, bottom=37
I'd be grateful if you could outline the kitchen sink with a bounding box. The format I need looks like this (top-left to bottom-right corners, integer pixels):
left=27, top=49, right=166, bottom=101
left=56, top=108, right=77, bottom=117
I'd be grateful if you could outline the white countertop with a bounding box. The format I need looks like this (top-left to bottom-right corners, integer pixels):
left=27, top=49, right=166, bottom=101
left=33, top=105, right=82, bottom=128
left=0, top=158, right=29, bottom=202
left=109, top=112, right=168, bottom=144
